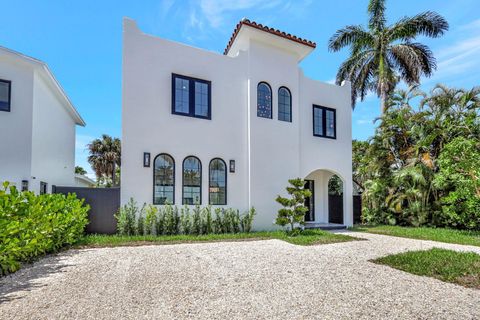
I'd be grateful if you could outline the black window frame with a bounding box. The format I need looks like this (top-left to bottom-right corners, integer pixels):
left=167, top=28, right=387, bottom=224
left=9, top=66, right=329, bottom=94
left=312, top=105, right=336, bottom=139
left=257, top=81, right=272, bottom=119
left=153, top=153, right=176, bottom=205
left=0, top=79, right=12, bottom=112
left=40, top=181, right=47, bottom=195
left=209, top=158, right=227, bottom=205
left=182, top=156, right=202, bottom=205
left=278, top=86, right=292, bottom=122
left=172, top=73, right=211, bottom=120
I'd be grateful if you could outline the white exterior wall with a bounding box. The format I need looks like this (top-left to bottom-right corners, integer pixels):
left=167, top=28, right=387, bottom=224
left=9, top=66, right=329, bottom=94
left=122, top=19, right=353, bottom=229
left=0, top=57, right=34, bottom=190
left=122, top=20, right=249, bottom=210
left=0, top=50, right=81, bottom=193
left=30, top=72, right=76, bottom=192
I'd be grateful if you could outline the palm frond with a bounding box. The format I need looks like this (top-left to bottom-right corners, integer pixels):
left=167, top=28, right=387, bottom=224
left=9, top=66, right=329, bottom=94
left=388, top=43, right=435, bottom=84
left=368, top=0, right=387, bottom=31
left=328, top=25, right=372, bottom=52
left=388, top=12, right=449, bottom=41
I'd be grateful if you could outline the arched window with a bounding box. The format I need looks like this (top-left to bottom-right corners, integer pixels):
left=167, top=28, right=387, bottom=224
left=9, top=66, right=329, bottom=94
left=257, top=82, right=272, bottom=118
left=183, top=156, right=201, bottom=205
left=278, top=87, right=291, bottom=122
left=209, top=158, right=227, bottom=205
left=153, top=154, right=175, bottom=204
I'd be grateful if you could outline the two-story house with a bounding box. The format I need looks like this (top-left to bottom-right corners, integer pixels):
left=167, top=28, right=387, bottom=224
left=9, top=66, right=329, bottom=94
left=121, top=18, right=353, bottom=230
left=0, top=46, right=85, bottom=194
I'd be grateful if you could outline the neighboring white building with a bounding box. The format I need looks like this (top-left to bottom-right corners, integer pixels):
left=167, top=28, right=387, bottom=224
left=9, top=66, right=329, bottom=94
left=122, top=18, right=353, bottom=229
left=0, top=46, right=85, bottom=194
left=74, top=174, right=96, bottom=188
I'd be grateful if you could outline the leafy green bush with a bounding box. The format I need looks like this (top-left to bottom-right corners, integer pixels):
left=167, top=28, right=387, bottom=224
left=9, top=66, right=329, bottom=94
left=0, top=182, right=89, bottom=275
left=115, top=201, right=256, bottom=236
left=433, top=137, right=480, bottom=229
left=115, top=198, right=137, bottom=236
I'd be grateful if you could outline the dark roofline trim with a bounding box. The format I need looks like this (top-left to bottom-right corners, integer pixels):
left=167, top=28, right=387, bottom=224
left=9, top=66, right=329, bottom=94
left=224, top=19, right=316, bottom=55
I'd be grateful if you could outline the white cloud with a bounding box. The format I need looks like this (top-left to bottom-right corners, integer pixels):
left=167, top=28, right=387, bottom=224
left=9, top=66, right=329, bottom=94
left=426, top=19, right=480, bottom=85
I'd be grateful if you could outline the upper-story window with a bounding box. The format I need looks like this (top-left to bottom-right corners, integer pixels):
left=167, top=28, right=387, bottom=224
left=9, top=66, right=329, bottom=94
left=183, top=156, right=201, bottom=205
left=278, top=87, right=291, bottom=122
left=257, top=82, right=272, bottom=118
left=313, top=105, right=336, bottom=139
left=154, top=153, right=175, bottom=204
left=0, top=79, right=11, bottom=112
left=172, top=74, right=211, bottom=119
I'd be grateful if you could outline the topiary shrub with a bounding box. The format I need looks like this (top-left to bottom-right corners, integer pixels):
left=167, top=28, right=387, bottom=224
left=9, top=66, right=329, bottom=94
left=275, top=178, right=312, bottom=234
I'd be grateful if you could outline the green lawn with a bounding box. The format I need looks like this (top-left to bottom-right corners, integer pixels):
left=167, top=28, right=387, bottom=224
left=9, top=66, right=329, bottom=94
left=75, top=229, right=356, bottom=248
left=373, top=248, right=480, bottom=289
left=351, top=225, right=480, bottom=247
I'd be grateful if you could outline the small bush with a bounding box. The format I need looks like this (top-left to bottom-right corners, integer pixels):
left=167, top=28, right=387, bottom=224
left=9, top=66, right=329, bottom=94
left=115, top=198, right=138, bottom=236
left=0, top=182, right=89, bottom=275
left=144, top=205, right=158, bottom=235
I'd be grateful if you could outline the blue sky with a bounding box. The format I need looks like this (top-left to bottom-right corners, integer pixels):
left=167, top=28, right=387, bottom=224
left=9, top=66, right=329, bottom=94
left=2, top=0, right=480, bottom=177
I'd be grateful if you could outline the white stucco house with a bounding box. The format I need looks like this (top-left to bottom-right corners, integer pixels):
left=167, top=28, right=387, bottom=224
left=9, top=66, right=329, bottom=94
left=122, top=18, right=353, bottom=230
left=74, top=174, right=96, bottom=188
left=0, top=46, right=85, bottom=194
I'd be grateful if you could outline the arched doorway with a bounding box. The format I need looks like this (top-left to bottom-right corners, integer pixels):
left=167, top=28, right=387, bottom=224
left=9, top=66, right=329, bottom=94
left=303, top=169, right=347, bottom=226
left=328, top=175, right=343, bottom=224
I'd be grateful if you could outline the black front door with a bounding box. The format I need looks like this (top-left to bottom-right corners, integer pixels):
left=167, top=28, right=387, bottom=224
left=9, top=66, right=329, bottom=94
left=304, top=180, right=315, bottom=222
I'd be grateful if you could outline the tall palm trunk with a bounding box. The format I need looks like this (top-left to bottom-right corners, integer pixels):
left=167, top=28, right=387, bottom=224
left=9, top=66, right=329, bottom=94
left=380, top=90, right=388, bottom=113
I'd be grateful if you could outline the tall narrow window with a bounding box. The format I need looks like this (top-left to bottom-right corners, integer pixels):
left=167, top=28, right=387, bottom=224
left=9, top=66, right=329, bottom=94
left=209, top=158, right=227, bottom=205
left=40, top=182, right=48, bottom=195
left=0, top=79, right=11, bottom=112
left=257, top=82, right=272, bottom=118
left=278, top=87, right=291, bottom=122
left=154, top=154, right=175, bottom=204
left=313, top=105, right=336, bottom=139
left=172, top=74, right=211, bottom=119
left=183, top=156, right=201, bottom=205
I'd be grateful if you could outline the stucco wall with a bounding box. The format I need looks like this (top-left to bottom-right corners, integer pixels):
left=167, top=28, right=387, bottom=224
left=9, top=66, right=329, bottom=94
left=0, top=57, right=34, bottom=189
left=30, top=71, right=76, bottom=192
left=122, top=20, right=249, bottom=209
left=121, top=19, right=353, bottom=229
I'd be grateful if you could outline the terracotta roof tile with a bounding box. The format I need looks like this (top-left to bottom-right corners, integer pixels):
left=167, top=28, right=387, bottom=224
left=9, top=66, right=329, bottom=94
left=224, top=19, right=316, bottom=55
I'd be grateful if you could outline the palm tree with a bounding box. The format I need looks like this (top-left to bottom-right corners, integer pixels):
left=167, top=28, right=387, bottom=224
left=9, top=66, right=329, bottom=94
left=75, top=166, right=87, bottom=175
left=328, top=0, right=448, bottom=112
left=87, top=134, right=121, bottom=186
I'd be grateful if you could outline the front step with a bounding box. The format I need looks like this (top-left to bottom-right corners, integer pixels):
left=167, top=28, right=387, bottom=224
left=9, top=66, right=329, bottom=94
left=304, top=223, right=347, bottom=230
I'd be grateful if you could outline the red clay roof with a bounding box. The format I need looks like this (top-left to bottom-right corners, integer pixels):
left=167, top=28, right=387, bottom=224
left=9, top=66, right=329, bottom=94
left=224, top=19, right=316, bottom=55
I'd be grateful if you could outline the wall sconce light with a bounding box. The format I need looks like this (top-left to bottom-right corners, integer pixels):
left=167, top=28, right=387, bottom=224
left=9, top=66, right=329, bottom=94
left=21, top=180, right=29, bottom=192
left=143, top=152, right=151, bottom=167
left=229, top=160, right=235, bottom=173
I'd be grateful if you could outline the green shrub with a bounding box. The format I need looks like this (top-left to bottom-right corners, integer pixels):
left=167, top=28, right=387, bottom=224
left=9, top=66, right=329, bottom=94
left=433, top=137, right=480, bottom=230
left=113, top=200, right=256, bottom=237
left=0, top=182, right=89, bottom=275
left=115, top=198, right=138, bottom=236
left=144, top=205, right=158, bottom=235
left=275, top=178, right=311, bottom=233
left=240, top=207, right=256, bottom=233
left=180, top=205, right=191, bottom=234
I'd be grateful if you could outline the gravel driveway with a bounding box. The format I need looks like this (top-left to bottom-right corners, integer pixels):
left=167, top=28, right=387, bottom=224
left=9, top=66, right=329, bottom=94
left=1, top=232, right=480, bottom=320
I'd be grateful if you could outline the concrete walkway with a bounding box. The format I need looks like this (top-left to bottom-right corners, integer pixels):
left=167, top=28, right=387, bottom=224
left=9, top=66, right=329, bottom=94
left=1, top=232, right=479, bottom=319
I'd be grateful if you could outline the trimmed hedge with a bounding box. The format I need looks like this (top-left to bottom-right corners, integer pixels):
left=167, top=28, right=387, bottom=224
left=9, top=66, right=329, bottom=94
left=0, top=182, right=90, bottom=275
